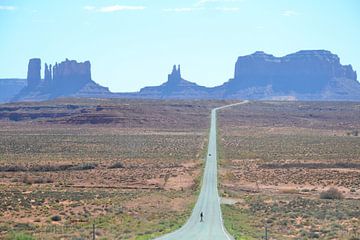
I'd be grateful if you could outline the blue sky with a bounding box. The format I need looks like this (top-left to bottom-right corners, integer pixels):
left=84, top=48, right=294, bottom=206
left=0, top=0, right=359, bottom=92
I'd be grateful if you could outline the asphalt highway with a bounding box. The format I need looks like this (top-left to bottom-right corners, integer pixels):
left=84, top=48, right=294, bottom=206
left=155, top=101, right=248, bottom=240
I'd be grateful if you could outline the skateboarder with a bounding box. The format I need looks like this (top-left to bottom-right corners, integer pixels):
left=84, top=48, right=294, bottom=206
left=200, top=212, right=204, bottom=222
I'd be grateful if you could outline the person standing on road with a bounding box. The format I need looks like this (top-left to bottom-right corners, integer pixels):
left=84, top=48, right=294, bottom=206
left=200, top=212, right=204, bottom=222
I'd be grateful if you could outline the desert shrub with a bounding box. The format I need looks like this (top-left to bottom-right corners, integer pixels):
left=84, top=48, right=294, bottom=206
left=0, top=164, right=74, bottom=172
left=108, top=162, right=125, bottom=169
left=0, top=165, right=27, bottom=172
left=347, top=130, right=359, bottom=137
left=261, top=162, right=360, bottom=169
left=7, top=233, right=35, bottom=240
left=31, top=164, right=73, bottom=172
left=33, top=177, right=53, bottom=184
left=320, top=187, right=344, bottom=200
left=21, top=176, right=34, bottom=185
left=0, top=163, right=98, bottom=173
left=349, top=237, right=360, bottom=240
left=309, top=231, right=320, bottom=238
left=70, top=163, right=97, bottom=171
left=51, top=215, right=61, bottom=222
left=33, top=178, right=43, bottom=184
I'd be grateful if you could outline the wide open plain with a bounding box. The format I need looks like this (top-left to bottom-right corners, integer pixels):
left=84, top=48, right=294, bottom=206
left=1, top=99, right=360, bottom=239
left=218, top=101, right=360, bottom=239
left=0, top=98, right=232, bottom=240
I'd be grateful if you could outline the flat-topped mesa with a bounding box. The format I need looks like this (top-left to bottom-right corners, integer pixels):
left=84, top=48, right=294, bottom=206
left=27, top=58, right=41, bottom=88
left=52, top=59, right=91, bottom=85
left=283, top=50, right=357, bottom=79
left=231, top=50, right=357, bottom=94
left=235, top=50, right=357, bottom=80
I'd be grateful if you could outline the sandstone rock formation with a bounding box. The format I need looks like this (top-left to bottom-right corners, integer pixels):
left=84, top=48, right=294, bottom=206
left=118, top=51, right=360, bottom=100
left=215, top=50, right=360, bottom=100
left=13, top=58, right=111, bottom=102
left=53, top=59, right=91, bottom=84
left=27, top=58, right=41, bottom=88
left=44, top=63, right=52, bottom=83
left=168, top=64, right=181, bottom=83
left=2, top=50, right=360, bottom=102
left=137, top=64, right=211, bottom=99
left=49, top=59, right=93, bottom=96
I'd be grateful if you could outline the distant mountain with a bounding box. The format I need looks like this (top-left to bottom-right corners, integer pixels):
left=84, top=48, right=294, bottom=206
left=0, top=79, right=26, bottom=103
left=1, top=50, right=359, bottom=102
left=13, top=58, right=113, bottom=102
left=215, top=50, right=360, bottom=100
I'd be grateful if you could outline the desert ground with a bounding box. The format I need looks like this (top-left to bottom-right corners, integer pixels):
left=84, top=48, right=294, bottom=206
left=218, top=101, right=360, bottom=239
left=1, top=99, right=360, bottom=240
left=0, top=98, right=232, bottom=240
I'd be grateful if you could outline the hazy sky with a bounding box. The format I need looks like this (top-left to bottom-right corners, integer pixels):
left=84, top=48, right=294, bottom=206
left=0, top=0, right=359, bottom=92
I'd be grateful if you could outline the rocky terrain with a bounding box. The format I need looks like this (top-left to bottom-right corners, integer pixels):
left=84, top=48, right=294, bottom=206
left=1, top=50, right=359, bottom=102
left=218, top=101, right=360, bottom=239
left=13, top=58, right=112, bottom=102
left=216, top=50, right=360, bottom=100
left=118, top=50, right=360, bottom=100
left=136, top=65, right=211, bottom=99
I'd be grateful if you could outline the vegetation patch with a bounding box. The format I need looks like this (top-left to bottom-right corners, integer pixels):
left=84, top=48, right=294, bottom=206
left=320, top=187, right=344, bottom=200
left=0, top=99, right=219, bottom=239
left=218, top=101, right=360, bottom=239
left=221, top=204, right=260, bottom=240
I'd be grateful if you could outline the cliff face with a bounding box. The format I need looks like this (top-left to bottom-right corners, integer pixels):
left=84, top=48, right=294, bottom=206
left=50, top=59, right=93, bottom=96
left=13, top=59, right=111, bottom=102
left=119, top=50, right=359, bottom=100
left=234, top=50, right=356, bottom=81
left=53, top=59, right=91, bottom=84
left=2, top=50, right=360, bottom=102
left=27, top=58, right=41, bottom=88
left=219, top=50, right=360, bottom=100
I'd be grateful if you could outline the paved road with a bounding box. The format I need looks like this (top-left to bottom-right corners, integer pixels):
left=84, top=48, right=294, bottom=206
left=155, top=101, right=249, bottom=240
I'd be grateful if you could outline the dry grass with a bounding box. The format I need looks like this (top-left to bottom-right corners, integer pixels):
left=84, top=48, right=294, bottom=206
left=219, top=101, right=360, bottom=239
left=0, top=99, right=229, bottom=239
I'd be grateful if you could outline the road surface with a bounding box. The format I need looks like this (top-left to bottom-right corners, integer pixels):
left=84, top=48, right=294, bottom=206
left=155, top=101, right=249, bottom=240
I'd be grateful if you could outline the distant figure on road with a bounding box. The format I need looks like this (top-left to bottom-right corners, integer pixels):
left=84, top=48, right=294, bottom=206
left=200, top=212, right=204, bottom=222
